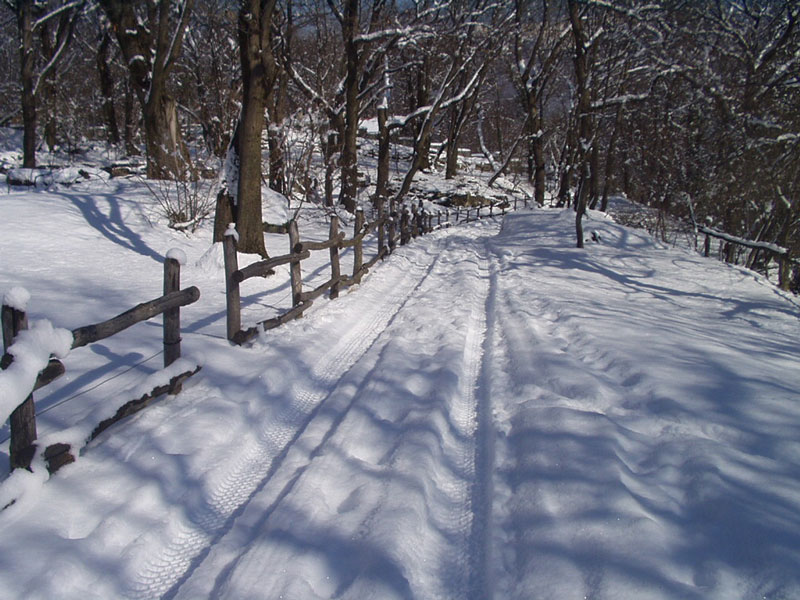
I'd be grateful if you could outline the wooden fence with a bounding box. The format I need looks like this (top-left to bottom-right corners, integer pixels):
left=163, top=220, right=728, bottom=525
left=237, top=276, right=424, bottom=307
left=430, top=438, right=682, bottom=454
left=223, top=198, right=520, bottom=344
left=698, top=225, right=794, bottom=290
left=1, top=195, right=523, bottom=475
left=1, top=252, right=200, bottom=473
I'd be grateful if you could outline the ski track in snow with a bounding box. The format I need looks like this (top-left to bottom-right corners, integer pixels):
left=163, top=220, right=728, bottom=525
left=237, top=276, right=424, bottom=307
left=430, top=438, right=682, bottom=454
left=167, top=222, right=499, bottom=600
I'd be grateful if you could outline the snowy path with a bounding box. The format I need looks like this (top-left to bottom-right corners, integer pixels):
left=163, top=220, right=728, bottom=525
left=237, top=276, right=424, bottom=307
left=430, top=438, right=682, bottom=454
left=166, top=223, right=497, bottom=599
left=2, top=189, right=800, bottom=600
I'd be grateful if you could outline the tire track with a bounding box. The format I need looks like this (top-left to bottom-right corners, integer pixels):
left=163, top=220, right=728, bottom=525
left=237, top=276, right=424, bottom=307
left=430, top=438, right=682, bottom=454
left=176, top=223, right=498, bottom=600
left=125, top=237, right=448, bottom=600
left=467, top=236, right=498, bottom=600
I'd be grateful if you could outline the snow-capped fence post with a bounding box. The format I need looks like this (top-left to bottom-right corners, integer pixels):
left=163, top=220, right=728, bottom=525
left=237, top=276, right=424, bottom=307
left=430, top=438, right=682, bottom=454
left=223, top=224, right=241, bottom=342
left=288, top=220, right=304, bottom=310
left=163, top=251, right=183, bottom=367
left=1, top=302, right=37, bottom=471
left=353, top=209, right=365, bottom=278
left=329, top=216, right=341, bottom=300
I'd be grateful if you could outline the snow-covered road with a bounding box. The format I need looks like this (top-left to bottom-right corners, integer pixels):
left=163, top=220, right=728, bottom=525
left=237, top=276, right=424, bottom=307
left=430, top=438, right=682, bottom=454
left=2, top=187, right=800, bottom=600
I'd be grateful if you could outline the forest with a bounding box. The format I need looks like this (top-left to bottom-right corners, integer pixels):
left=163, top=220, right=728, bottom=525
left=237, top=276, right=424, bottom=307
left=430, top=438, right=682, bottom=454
left=1, top=0, right=798, bottom=288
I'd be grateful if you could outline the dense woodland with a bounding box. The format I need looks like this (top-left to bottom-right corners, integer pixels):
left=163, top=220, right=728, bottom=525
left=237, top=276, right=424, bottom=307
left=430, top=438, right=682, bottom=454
left=1, top=0, right=798, bottom=288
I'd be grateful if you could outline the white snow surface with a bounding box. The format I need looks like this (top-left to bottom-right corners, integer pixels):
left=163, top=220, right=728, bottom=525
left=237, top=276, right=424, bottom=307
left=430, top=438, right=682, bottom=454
left=0, top=180, right=799, bottom=600
left=3, top=286, right=30, bottom=312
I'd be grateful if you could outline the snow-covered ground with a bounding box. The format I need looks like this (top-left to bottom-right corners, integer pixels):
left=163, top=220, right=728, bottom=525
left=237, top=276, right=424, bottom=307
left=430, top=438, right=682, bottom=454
left=1, top=175, right=799, bottom=600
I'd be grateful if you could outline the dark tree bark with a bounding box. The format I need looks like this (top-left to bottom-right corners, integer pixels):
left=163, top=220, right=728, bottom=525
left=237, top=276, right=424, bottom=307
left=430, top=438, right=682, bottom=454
left=10, top=0, right=82, bottom=167
left=213, top=0, right=279, bottom=257
left=568, top=0, right=592, bottom=248
left=99, top=0, right=195, bottom=180
left=336, top=0, right=360, bottom=213
left=235, top=0, right=278, bottom=256
left=96, top=28, right=121, bottom=146
left=17, top=0, right=35, bottom=168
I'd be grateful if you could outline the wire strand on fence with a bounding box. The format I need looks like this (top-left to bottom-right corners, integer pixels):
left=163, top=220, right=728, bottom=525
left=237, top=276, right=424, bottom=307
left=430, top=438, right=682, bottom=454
left=0, top=350, right=164, bottom=445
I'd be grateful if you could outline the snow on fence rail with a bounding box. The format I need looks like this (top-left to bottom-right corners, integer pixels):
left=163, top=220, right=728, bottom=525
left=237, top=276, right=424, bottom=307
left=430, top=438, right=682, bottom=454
left=1, top=252, right=200, bottom=474
left=224, top=198, right=519, bottom=345
left=698, top=225, right=794, bottom=290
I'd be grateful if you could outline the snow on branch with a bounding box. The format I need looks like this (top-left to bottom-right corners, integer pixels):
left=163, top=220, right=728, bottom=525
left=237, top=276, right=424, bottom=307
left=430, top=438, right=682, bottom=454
left=698, top=226, right=788, bottom=256
left=591, top=92, right=651, bottom=110
left=31, top=0, right=84, bottom=31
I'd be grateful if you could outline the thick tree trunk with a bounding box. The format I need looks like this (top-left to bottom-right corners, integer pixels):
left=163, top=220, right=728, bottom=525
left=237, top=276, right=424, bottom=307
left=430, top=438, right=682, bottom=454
left=233, top=0, right=275, bottom=257
left=143, top=93, right=191, bottom=180
left=99, top=0, right=195, bottom=180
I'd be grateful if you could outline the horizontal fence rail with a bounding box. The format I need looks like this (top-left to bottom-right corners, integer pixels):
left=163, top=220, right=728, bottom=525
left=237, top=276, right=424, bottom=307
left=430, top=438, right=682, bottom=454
left=224, top=197, right=521, bottom=345
left=1, top=252, right=200, bottom=473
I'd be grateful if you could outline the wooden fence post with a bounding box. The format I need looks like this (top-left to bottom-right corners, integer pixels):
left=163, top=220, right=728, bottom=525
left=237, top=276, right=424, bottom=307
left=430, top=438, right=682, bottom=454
left=388, top=212, right=397, bottom=252
left=704, top=234, right=711, bottom=257
left=288, top=220, right=303, bottom=308
left=329, top=215, right=341, bottom=300
left=223, top=224, right=241, bottom=342
left=778, top=254, right=790, bottom=291
left=400, top=208, right=410, bottom=245
left=377, top=198, right=386, bottom=253
left=353, top=209, right=365, bottom=278
left=2, top=303, right=37, bottom=471
left=163, top=251, right=182, bottom=367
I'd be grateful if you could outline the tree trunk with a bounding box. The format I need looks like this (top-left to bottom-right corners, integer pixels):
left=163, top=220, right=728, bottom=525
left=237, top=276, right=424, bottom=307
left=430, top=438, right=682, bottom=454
left=338, top=0, right=360, bottom=213
left=97, top=30, right=121, bottom=146
left=18, top=0, right=36, bottom=168
left=568, top=0, right=592, bottom=248
left=233, top=0, right=277, bottom=257
left=39, top=21, right=57, bottom=153
left=143, top=92, right=190, bottom=180
left=123, top=81, right=139, bottom=156
left=415, top=55, right=432, bottom=172
left=376, top=100, right=390, bottom=206
left=99, top=0, right=195, bottom=180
